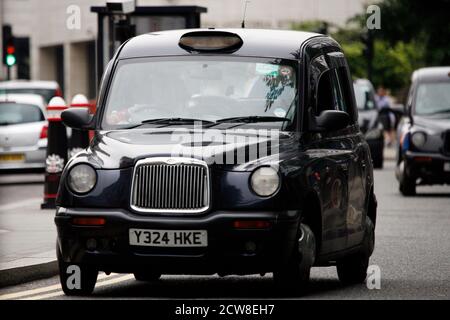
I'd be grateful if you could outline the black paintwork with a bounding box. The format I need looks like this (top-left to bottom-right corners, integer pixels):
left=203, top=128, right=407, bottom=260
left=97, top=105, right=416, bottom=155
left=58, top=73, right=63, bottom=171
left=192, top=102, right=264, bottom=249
left=55, top=28, right=375, bottom=274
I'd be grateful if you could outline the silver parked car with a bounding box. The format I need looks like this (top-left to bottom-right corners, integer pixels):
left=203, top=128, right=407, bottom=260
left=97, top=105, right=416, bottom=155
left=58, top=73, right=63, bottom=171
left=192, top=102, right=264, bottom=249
left=354, top=79, right=384, bottom=168
left=0, top=94, right=48, bottom=170
left=0, top=80, right=62, bottom=104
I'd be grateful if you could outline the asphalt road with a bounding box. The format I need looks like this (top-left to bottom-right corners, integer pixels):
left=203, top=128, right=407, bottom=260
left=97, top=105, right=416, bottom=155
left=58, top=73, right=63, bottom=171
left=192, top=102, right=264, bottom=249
left=0, top=160, right=449, bottom=300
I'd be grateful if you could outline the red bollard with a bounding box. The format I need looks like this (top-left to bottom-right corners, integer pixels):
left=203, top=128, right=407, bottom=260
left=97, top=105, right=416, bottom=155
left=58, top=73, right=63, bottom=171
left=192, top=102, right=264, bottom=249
left=41, top=97, right=68, bottom=209
left=68, top=94, right=90, bottom=158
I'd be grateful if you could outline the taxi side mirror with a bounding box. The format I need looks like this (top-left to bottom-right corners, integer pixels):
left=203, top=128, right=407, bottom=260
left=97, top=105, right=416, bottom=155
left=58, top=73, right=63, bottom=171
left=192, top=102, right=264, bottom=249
left=315, top=110, right=350, bottom=132
left=61, top=108, right=95, bottom=130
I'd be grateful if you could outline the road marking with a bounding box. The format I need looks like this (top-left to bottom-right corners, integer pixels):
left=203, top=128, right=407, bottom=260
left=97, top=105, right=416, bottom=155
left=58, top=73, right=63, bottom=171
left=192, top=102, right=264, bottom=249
left=21, top=274, right=135, bottom=300
left=0, top=198, right=41, bottom=211
left=0, top=272, right=114, bottom=300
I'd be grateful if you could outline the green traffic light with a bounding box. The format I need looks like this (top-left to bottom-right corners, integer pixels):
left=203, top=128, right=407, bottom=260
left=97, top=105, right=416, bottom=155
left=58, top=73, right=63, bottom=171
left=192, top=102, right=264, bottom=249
left=6, top=54, right=16, bottom=66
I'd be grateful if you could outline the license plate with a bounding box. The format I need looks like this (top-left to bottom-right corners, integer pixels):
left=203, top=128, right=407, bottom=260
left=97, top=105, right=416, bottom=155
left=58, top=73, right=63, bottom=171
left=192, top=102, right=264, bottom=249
left=444, top=162, right=450, bottom=172
left=129, top=228, right=208, bottom=247
left=0, top=154, right=25, bottom=162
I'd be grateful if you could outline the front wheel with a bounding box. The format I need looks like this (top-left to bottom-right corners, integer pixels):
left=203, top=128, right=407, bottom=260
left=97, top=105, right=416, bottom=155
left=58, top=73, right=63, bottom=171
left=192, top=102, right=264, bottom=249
left=273, top=224, right=316, bottom=293
left=57, top=244, right=98, bottom=296
left=336, top=217, right=374, bottom=285
left=399, top=174, right=416, bottom=196
left=371, top=145, right=384, bottom=169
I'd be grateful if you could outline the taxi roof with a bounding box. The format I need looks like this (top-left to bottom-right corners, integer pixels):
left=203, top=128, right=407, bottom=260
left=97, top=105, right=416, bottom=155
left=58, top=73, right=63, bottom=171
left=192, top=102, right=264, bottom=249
left=118, top=28, right=324, bottom=61
left=412, top=67, right=450, bottom=83
left=0, top=94, right=46, bottom=112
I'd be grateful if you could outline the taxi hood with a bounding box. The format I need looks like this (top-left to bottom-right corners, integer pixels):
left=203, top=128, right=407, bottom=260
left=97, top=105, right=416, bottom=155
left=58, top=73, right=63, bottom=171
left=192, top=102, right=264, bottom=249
left=75, top=127, right=300, bottom=171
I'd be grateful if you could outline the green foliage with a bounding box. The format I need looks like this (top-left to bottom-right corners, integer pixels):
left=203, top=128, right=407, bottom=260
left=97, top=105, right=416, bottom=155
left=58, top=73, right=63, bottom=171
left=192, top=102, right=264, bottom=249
left=375, top=0, right=450, bottom=65
left=289, top=0, right=448, bottom=94
left=340, top=37, right=425, bottom=92
left=290, top=20, right=329, bottom=33
left=371, top=41, right=425, bottom=90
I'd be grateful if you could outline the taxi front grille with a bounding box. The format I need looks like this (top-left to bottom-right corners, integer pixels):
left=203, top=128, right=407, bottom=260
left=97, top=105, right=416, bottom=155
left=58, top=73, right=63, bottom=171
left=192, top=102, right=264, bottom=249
left=130, top=158, right=209, bottom=213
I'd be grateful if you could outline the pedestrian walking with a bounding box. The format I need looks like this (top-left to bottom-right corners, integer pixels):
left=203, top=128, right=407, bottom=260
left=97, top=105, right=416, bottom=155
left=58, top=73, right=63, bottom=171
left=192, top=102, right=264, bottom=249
left=376, top=86, right=395, bottom=146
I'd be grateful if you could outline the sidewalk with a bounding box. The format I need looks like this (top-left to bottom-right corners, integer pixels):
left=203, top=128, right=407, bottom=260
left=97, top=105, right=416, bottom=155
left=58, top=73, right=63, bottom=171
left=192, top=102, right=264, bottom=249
left=0, top=175, right=58, bottom=288
left=384, top=146, right=396, bottom=161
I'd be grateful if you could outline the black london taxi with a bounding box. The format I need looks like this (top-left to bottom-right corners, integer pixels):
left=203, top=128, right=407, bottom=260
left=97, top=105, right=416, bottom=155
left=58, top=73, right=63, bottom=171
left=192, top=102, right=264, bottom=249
left=56, top=28, right=377, bottom=295
left=396, top=66, right=450, bottom=195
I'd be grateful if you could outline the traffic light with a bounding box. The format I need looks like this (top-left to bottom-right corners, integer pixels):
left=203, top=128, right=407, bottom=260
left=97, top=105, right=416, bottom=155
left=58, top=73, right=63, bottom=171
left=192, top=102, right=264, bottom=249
left=2, top=25, right=16, bottom=67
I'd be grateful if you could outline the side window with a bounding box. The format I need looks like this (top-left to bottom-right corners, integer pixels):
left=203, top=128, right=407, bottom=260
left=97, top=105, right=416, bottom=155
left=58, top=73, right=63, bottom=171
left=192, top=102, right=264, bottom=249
left=335, top=66, right=357, bottom=121
left=332, top=69, right=347, bottom=112
left=315, top=66, right=355, bottom=127
left=316, top=70, right=339, bottom=115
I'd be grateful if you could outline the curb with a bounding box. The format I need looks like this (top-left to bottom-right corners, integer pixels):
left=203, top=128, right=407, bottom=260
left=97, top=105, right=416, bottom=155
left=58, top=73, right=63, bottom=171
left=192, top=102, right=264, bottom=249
left=0, top=260, right=58, bottom=289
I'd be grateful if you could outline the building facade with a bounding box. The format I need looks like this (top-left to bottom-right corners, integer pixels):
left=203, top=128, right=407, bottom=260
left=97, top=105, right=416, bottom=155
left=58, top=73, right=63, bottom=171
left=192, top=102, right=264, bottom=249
left=0, top=0, right=370, bottom=101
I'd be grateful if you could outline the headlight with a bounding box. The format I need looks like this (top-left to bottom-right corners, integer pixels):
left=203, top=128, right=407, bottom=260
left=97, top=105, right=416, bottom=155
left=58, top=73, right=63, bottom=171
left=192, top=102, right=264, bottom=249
left=250, top=166, right=280, bottom=197
left=411, top=132, right=427, bottom=148
left=68, top=164, right=97, bottom=194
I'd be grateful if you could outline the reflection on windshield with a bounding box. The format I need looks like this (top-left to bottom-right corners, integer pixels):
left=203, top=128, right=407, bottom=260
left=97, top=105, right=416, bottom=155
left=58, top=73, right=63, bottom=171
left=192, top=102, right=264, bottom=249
left=415, top=82, right=450, bottom=115
left=103, top=58, right=298, bottom=129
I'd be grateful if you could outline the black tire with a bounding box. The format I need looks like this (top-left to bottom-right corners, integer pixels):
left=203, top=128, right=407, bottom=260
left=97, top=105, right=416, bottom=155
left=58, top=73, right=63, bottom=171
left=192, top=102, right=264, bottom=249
left=273, top=225, right=316, bottom=294
left=57, top=244, right=98, bottom=296
left=337, top=217, right=374, bottom=285
left=372, top=148, right=383, bottom=169
left=133, top=271, right=161, bottom=282
left=399, top=174, right=416, bottom=196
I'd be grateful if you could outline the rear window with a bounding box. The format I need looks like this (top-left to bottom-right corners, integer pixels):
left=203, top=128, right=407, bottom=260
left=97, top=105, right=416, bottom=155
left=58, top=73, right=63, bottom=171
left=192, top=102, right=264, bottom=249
left=0, top=88, right=56, bottom=103
left=354, top=82, right=376, bottom=110
left=0, top=103, right=45, bottom=125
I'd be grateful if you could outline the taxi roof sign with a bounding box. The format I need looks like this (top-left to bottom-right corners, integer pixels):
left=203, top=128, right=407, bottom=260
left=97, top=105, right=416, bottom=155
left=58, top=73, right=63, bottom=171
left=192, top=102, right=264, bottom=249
left=179, top=31, right=243, bottom=53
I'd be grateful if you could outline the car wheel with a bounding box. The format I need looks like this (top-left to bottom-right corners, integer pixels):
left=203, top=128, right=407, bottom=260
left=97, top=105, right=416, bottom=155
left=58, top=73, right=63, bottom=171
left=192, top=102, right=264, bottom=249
left=372, top=147, right=383, bottom=169
left=336, top=217, right=374, bottom=285
left=399, top=174, right=416, bottom=196
left=273, top=224, right=316, bottom=294
left=57, top=244, right=98, bottom=296
left=134, top=271, right=161, bottom=282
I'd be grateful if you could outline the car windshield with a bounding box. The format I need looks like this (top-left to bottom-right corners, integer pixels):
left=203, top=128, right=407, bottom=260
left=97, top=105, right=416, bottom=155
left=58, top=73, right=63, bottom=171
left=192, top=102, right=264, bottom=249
left=354, top=82, right=376, bottom=110
left=102, top=57, right=298, bottom=130
left=0, top=102, right=44, bottom=125
left=0, top=88, right=56, bottom=104
left=415, top=82, right=450, bottom=115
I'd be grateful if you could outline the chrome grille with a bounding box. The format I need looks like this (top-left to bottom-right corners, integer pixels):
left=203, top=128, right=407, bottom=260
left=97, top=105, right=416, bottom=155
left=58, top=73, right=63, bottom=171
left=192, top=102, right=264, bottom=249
left=131, top=158, right=209, bottom=213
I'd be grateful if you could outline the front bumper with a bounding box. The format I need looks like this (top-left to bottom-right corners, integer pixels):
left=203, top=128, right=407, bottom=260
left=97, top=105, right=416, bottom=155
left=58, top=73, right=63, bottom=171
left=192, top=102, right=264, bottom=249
left=404, top=151, right=450, bottom=184
left=55, top=207, right=301, bottom=275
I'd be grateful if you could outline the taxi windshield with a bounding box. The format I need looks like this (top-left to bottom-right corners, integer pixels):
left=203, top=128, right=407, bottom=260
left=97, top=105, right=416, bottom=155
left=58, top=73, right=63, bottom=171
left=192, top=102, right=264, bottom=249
left=102, top=57, right=298, bottom=130
left=415, top=82, right=450, bottom=115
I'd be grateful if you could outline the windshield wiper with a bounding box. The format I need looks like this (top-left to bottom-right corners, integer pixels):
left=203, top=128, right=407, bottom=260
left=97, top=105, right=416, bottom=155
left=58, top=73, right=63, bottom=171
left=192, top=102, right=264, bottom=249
left=142, top=117, right=214, bottom=124
left=214, top=116, right=292, bottom=124
left=126, top=117, right=214, bottom=129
